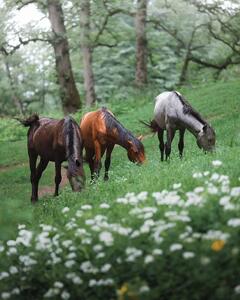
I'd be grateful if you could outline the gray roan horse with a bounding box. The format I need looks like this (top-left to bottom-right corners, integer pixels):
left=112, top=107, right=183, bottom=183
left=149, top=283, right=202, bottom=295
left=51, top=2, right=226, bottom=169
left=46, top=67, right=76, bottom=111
left=142, top=91, right=216, bottom=161
left=19, top=114, right=85, bottom=203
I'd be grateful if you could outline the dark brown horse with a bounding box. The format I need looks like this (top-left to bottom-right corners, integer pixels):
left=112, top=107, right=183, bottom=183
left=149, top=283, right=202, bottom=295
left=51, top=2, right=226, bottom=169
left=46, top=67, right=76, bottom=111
left=80, top=107, right=145, bottom=181
left=19, top=114, right=85, bottom=202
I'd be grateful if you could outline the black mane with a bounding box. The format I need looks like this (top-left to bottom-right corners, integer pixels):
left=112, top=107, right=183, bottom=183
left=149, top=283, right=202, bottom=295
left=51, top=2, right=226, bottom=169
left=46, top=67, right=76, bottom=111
left=101, top=107, right=143, bottom=151
left=174, top=92, right=206, bottom=125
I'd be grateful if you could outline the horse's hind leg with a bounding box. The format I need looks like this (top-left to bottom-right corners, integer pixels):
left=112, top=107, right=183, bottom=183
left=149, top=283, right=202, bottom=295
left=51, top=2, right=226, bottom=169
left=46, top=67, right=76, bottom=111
left=104, top=144, right=114, bottom=181
left=157, top=128, right=164, bottom=162
left=178, top=129, right=185, bottom=159
left=54, top=162, right=62, bottom=196
left=35, top=158, right=49, bottom=199
left=165, top=127, right=175, bottom=161
left=28, top=150, right=38, bottom=203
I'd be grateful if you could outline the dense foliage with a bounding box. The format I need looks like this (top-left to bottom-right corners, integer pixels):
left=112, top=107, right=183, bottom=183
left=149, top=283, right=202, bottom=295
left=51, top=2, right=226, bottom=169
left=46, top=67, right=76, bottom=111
left=0, top=0, right=240, bottom=114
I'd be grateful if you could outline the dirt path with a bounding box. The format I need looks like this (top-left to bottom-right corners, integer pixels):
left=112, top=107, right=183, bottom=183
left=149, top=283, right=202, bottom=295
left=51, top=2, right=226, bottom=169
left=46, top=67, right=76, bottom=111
left=38, top=168, right=69, bottom=198
left=0, top=162, right=69, bottom=198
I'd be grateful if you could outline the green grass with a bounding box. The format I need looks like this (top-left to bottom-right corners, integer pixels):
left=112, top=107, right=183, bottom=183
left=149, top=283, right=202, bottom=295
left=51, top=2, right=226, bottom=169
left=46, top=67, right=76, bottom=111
left=0, top=81, right=240, bottom=299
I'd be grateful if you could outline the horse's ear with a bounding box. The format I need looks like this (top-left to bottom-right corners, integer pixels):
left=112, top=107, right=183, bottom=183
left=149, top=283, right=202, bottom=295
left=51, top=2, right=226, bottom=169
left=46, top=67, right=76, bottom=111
left=128, top=140, right=138, bottom=153
left=137, top=135, right=143, bottom=141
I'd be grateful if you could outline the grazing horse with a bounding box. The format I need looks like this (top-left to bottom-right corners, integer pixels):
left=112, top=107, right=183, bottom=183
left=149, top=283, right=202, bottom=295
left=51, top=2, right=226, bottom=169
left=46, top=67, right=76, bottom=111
left=142, top=91, right=215, bottom=161
left=80, top=107, right=145, bottom=181
left=19, top=114, right=85, bottom=202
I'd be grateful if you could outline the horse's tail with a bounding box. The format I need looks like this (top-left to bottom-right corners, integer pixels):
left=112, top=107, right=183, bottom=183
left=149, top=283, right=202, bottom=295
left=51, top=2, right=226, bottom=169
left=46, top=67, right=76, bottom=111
left=16, top=113, right=39, bottom=127
left=140, top=119, right=159, bottom=133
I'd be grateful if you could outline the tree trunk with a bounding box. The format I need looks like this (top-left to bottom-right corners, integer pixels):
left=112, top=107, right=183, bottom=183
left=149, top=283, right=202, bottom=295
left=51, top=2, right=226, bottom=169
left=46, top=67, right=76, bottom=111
left=135, top=0, right=148, bottom=87
left=178, top=50, right=191, bottom=86
left=80, top=0, right=96, bottom=106
left=47, top=0, right=81, bottom=114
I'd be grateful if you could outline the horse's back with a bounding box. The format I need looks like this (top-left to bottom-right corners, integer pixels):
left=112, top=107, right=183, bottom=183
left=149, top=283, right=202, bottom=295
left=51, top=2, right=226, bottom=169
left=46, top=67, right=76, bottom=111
left=80, top=110, right=107, bottom=148
left=30, top=118, right=65, bottom=161
left=154, top=91, right=183, bottom=129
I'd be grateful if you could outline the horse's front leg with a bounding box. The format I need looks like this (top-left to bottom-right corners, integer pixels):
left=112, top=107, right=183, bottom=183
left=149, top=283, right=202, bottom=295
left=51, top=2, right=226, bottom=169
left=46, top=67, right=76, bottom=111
left=28, top=149, right=38, bottom=203
left=54, top=161, right=62, bottom=196
left=165, top=127, right=175, bottom=161
left=178, top=129, right=185, bottom=159
left=157, top=128, right=164, bottom=162
left=104, top=144, right=114, bottom=181
left=93, top=140, right=102, bottom=180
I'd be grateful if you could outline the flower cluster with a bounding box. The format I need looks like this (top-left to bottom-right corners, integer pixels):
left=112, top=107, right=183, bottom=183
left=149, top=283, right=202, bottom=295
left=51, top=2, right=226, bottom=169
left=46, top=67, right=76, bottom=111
left=0, top=161, right=240, bottom=299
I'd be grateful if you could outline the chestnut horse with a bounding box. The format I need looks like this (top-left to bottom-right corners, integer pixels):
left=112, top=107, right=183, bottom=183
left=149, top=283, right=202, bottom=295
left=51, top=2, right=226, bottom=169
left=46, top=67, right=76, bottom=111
left=80, top=107, right=145, bottom=181
left=19, top=114, right=85, bottom=203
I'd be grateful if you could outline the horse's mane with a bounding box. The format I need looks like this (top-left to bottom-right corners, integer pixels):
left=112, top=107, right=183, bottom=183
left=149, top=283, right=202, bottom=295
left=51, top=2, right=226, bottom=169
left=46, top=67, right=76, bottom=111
left=101, top=107, right=143, bottom=151
left=63, top=117, right=81, bottom=160
left=174, top=92, right=206, bottom=125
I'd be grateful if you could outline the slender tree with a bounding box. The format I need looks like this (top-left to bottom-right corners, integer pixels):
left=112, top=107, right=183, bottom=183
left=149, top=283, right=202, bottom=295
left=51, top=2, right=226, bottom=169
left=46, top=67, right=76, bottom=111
left=79, top=0, right=96, bottom=106
left=47, top=0, right=81, bottom=113
left=135, top=0, right=148, bottom=87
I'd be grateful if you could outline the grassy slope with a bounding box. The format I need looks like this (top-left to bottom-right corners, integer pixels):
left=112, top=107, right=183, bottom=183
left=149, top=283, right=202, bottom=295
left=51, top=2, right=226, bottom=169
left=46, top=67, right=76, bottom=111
left=0, top=81, right=240, bottom=240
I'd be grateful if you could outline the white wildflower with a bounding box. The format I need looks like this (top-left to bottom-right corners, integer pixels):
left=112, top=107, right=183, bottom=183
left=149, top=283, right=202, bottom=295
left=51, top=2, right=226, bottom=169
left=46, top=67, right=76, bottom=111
left=99, top=231, right=114, bottom=246
left=6, top=240, right=16, bottom=247
left=16, top=229, right=33, bottom=247
left=62, top=207, right=70, bottom=214
left=170, top=243, right=183, bottom=252
left=0, top=272, right=9, bottom=280
left=101, top=264, right=111, bottom=272
left=7, top=247, right=17, bottom=255
left=152, top=249, right=163, bottom=256
left=0, top=245, right=5, bottom=252
left=231, top=187, right=240, bottom=197
left=61, top=290, right=70, bottom=300
left=81, top=204, right=92, bottom=210
left=65, top=260, right=75, bottom=268
left=234, top=285, right=240, bottom=294
left=54, top=281, right=64, bottom=289
left=183, top=252, right=195, bottom=259
left=200, top=256, right=210, bottom=265
left=89, top=279, right=97, bottom=287
left=193, top=172, right=203, bottom=179
left=194, top=186, right=204, bottom=193
left=219, top=196, right=231, bottom=206
left=173, top=183, right=181, bottom=189
left=144, top=255, right=154, bottom=264
left=62, top=240, right=72, bottom=248
left=139, top=285, right=150, bottom=293
left=96, top=252, right=105, bottom=259
left=212, top=160, right=222, bottom=167
left=9, top=266, right=18, bottom=274
left=227, top=218, right=240, bottom=227
left=1, top=292, right=11, bottom=299
left=44, top=288, right=59, bottom=298
left=100, top=203, right=110, bottom=209
left=11, top=288, right=20, bottom=295
left=93, top=244, right=103, bottom=252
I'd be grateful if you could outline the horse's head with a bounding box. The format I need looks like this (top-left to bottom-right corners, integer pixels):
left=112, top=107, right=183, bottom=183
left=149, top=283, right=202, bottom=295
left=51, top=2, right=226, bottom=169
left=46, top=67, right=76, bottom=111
left=127, top=136, right=145, bottom=164
left=66, top=157, right=85, bottom=192
left=197, top=124, right=216, bottom=152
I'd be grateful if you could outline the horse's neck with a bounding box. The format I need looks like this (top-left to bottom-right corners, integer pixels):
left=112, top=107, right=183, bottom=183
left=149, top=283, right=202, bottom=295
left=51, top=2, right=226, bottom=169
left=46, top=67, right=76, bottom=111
left=179, top=114, right=204, bottom=136
left=110, top=133, right=129, bottom=150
